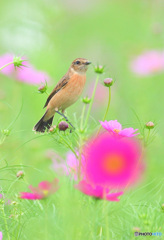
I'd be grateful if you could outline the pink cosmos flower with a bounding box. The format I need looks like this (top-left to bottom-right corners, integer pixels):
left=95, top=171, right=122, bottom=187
left=0, top=232, right=2, bottom=240
left=83, top=133, right=143, bottom=189
left=47, top=150, right=85, bottom=180
left=75, top=180, right=123, bottom=201
left=20, top=178, right=59, bottom=200
left=100, top=120, right=139, bottom=137
left=65, top=151, right=85, bottom=180
left=0, top=53, right=50, bottom=85
left=131, top=50, right=164, bottom=76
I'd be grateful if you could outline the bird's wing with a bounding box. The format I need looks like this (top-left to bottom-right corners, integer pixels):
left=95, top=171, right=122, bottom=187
left=43, top=73, right=70, bottom=108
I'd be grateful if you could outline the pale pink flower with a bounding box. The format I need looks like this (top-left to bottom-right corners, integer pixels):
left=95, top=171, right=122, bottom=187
left=47, top=150, right=85, bottom=180
left=0, top=53, right=50, bottom=85
left=83, top=133, right=143, bottom=189
left=100, top=120, right=139, bottom=137
left=0, top=232, right=2, bottom=240
left=85, top=81, right=108, bottom=108
left=46, top=151, right=68, bottom=175
left=65, top=151, right=85, bottom=180
left=0, top=193, right=11, bottom=205
left=75, top=180, right=123, bottom=201
left=20, top=178, right=59, bottom=200
left=131, top=50, right=164, bottom=76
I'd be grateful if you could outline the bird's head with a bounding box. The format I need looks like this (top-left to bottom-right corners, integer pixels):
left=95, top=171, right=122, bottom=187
left=71, top=58, right=91, bottom=74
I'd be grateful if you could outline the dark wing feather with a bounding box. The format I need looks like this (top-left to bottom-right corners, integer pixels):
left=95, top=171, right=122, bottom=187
left=43, top=73, right=70, bottom=108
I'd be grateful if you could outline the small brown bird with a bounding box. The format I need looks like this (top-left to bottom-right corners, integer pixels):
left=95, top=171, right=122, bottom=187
left=34, top=58, right=91, bottom=132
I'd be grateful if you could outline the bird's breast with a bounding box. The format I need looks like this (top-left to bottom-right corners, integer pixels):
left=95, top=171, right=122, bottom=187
left=48, top=74, right=86, bottom=111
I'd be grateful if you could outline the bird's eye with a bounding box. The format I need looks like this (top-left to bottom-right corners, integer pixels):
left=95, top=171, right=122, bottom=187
left=75, top=60, right=80, bottom=65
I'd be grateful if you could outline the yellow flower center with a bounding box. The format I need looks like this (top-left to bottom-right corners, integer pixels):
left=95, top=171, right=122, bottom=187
left=103, top=154, right=124, bottom=174
left=43, top=190, right=48, bottom=196
left=113, top=129, right=121, bottom=134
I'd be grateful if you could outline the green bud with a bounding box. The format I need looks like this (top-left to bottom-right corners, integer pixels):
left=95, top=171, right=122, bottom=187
left=82, top=97, right=91, bottom=104
left=161, top=203, right=164, bottom=210
left=13, top=56, right=25, bottom=68
left=1, top=129, right=10, bottom=136
left=94, top=65, right=105, bottom=74
left=38, top=83, right=48, bottom=94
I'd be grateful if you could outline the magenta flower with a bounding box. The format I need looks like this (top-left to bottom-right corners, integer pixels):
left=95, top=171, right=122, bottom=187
left=75, top=180, right=123, bottom=201
left=20, top=178, right=59, bottom=200
left=0, top=53, right=50, bottom=85
left=100, top=120, right=139, bottom=137
left=131, top=50, right=164, bottom=76
left=83, top=133, right=143, bottom=189
left=0, top=232, right=2, bottom=240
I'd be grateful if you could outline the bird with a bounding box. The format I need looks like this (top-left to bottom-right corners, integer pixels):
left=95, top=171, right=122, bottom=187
left=33, top=58, right=91, bottom=132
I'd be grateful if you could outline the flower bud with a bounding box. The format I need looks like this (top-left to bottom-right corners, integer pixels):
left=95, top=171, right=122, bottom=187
left=145, top=121, right=155, bottom=129
left=1, top=129, right=10, bottom=136
left=82, top=97, right=91, bottom=104
left=104, top=78, right=113, bottom=87
left=16, top=171, right=24, bottom=179
left=94, top=65, right=105, bottom=74
left=49, top=125, right=56, bottom=132
left=161, top=203, right=164, bottom=210
left=13, top=56, right=24, bottom=68
left=38, top=83, right=48, bottom=94
left=58, top=121, right=69, bottom=131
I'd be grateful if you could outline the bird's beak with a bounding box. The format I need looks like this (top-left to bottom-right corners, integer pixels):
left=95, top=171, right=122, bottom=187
left=85, top=61, right=91, bottom=65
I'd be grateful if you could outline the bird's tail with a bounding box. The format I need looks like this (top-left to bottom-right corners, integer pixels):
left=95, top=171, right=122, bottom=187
left=33, top=112, right=54, bottom=133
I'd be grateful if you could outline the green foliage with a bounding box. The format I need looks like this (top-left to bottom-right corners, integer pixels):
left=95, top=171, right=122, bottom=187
left=0, top=0, right=164, bottom=239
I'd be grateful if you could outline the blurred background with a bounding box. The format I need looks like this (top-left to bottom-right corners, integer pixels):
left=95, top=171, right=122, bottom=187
left=0, top=0, right=164, bottom=239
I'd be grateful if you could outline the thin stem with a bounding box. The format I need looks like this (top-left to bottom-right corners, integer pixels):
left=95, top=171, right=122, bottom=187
left=103, top=191, right=109, bottom=240
left=0, top=62, right=13, bottom=71
left=97, top=87, right=111, bottom=135
left=84, top=75, right=99, bottom=129
left=1, top=207, right=10, bottom=240
left=77, top=138, right=84, bottom=181
left=145, top=129, right=150, bottom=146
left=55, top=132, right=78, bottom=159
left=102, top=87, right=111, bottom=122
left=80, top=105, right=86, bottom=130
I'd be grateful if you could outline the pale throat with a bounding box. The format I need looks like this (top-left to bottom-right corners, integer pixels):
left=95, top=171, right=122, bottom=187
left=70, top=67, right=87, bottom=76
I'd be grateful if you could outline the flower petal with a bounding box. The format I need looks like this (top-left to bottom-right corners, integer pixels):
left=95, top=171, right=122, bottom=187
left=100, top=120, right=122, bottom=133
left=120, top=128, right=139, bottom=137
left=106, top=191, right=124, bottom=202
left=20, top=192, right=43, bottom=200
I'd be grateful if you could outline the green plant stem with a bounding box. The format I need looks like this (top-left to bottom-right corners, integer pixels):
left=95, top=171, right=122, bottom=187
left=84, top=75, right=99, bottom=129
left=103, top=87, right=111, bottom=122
left=0, top=62, right=13, bottom=71
left=80, top=105, right=86, bottom=130
left=77, top=138, right=84, bottom=181
left=97, top=87, right=111, bottom=135
left=1, top=207, right=10, bottom=240
left=103, top=192, right=109, bottom=240
left=55, top=132, right=78, bottom=159
left=145, top=129, right=150, bottom=146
